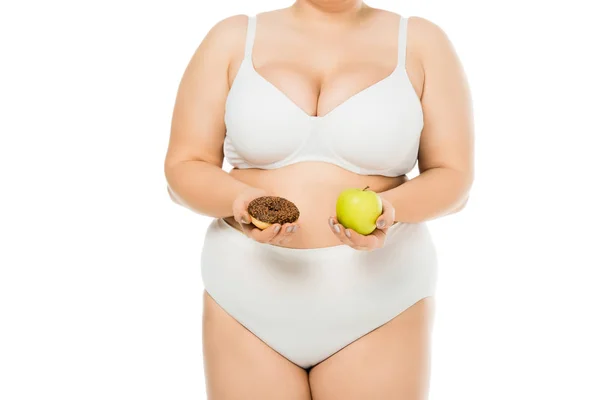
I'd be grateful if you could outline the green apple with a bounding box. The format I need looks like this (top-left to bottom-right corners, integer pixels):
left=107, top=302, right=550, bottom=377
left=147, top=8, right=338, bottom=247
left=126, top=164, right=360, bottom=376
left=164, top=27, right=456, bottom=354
left=336, top=186, right=383, bottom=235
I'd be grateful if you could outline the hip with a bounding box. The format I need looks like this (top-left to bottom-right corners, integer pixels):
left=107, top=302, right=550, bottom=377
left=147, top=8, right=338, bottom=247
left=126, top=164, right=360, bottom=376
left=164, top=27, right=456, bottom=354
left=201, top=217, right=438, bottom=299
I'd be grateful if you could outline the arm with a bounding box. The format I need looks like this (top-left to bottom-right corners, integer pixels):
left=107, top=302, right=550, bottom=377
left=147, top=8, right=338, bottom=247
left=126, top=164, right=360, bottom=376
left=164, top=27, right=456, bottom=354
left=164, top=15, right=252, bottom=218
left=379, top=17, right=474, bottom=223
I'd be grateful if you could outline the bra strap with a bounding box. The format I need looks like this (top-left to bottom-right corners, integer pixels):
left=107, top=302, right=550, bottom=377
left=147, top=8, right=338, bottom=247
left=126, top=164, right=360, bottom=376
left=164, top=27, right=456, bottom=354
left=244, top=15, right=257, bottom=58
left=397, top=16, right=409, bottom=67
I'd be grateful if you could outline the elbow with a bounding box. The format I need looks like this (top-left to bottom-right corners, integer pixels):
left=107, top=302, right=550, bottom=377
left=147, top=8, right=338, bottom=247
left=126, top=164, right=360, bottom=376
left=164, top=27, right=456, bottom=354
left=450, top=173, right=474, bottom=214
left=451, top=195, right=469, bottom=214
left=163, top=157, right=178, bottom=185
left=166, top=185, right=181, bottom=205
left=164, top=159, right=184, bottom=206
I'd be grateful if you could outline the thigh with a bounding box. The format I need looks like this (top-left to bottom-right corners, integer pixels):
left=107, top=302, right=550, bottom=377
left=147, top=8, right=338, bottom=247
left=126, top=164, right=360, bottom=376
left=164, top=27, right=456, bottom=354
left=202, top=291, right=312, bottom=400
left=309, top=297, right=436, bottom=400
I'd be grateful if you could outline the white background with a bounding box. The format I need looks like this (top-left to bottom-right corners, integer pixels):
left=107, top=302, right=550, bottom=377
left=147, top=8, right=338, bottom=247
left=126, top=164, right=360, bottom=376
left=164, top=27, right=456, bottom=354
left=1, top=0, right=599, bottom=399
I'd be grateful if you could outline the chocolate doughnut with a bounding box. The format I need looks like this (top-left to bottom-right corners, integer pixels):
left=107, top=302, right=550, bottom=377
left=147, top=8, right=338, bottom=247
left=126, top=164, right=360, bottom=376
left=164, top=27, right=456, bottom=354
left=247, top=196, right=300, bottom=229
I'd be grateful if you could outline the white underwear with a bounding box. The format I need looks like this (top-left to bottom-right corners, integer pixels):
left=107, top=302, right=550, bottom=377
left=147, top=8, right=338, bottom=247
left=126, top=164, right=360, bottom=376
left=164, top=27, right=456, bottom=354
left=201, top=218, right=438, bottom=369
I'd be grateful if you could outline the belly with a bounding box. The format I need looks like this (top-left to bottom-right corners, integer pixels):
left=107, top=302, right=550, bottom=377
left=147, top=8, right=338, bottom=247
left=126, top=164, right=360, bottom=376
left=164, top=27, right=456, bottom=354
left=223, top=162, right=408, bottom=248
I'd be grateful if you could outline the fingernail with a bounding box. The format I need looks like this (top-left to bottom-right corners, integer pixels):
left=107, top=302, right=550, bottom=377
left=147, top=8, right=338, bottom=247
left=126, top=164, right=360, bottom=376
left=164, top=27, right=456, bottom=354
left=286, top=226, right=293, bottom=233
left=292, top=225, right=298, bottom=232
left=329, top=218, right=334, bottom=227
left=274, top=225, right=281, bottom=233
left=377, top=220, right=386, bottom=229
left=345, top=229, right=351, bottom=238
left=334, top=225, right=340, bottom=233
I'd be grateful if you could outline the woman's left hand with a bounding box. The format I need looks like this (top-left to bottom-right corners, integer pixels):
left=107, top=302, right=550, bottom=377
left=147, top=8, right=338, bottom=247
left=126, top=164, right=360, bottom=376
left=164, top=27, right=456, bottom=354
left=328, top=196, right=396, bottom=251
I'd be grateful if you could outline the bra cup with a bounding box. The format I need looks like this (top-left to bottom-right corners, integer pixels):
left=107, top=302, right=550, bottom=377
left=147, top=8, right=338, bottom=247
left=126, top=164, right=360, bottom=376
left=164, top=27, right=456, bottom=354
left=322, top=76, right=423, bottom=173
left=225, top=67, right=310, bottom=166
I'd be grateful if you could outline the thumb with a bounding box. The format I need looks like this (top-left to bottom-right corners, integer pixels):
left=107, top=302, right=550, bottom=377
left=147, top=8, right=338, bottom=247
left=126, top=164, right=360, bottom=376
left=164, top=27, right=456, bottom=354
left=376, top=214, right=387, bottom=229
left=233, top=200, right=251, bottom=225
left=240, top=209, right=251, bottom=224
left=376, top=207, right=395, bottom=230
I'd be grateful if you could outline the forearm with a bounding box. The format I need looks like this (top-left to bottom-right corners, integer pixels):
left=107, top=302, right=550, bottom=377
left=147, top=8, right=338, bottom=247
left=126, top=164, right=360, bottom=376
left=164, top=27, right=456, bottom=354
left=164, top=160, right=252, bottom=218
left=379, top=167, right=472, bottom=224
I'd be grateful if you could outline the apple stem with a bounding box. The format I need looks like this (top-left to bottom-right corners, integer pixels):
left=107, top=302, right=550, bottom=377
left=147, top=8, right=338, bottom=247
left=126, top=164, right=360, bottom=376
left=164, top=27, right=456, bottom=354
left=363, top=186, right=370, bottom=191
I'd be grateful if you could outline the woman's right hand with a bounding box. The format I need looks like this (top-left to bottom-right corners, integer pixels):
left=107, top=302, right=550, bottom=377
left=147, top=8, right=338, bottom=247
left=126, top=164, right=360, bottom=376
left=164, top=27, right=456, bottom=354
left=232, top=187, right=301, bottom=245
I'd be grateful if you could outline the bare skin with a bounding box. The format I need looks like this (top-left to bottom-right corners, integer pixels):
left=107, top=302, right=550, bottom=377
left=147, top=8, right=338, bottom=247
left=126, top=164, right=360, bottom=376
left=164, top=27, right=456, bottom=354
left=165, top=0, right=473, bottom=398
left=202, top=292, right=312, bottom=400
left=309, top=297, right=435, bottom=399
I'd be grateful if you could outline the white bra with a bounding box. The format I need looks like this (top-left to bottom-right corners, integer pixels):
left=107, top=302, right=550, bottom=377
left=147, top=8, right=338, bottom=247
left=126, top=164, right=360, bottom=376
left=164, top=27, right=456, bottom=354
left=223, top=15, right=423, bottom=177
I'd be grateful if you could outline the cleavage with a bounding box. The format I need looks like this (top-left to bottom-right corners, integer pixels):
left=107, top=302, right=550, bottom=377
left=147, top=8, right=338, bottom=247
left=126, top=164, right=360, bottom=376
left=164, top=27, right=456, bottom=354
left=253, top=61, right=397, bottom=118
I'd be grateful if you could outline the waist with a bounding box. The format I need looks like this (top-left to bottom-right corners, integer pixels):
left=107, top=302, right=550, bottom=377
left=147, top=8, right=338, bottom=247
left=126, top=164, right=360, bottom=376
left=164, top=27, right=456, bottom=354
left=207, top=216, right=435, bottom=267
left=225, top=162, right=409, bottom=249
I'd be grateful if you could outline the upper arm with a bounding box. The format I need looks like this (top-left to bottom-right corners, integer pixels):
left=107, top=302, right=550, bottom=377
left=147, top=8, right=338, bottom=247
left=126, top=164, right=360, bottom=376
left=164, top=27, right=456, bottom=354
left=412, top=17, right=474, bottom=180
left=164, top=15, right=248, bottom=170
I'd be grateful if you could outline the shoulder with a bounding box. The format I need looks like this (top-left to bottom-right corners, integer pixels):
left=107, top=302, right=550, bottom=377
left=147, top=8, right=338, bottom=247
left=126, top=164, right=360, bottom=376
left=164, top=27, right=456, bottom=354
left=406, top=16, right=451, bottom=43
left=200, top=14, right=250, bottom=52
left=371, top=10, right=454, bottom=53
left=189, top=14, right=251, bottom=70
left=183, top=14, right=252, bottom=75
left=405, top=16, right=457, bottom=60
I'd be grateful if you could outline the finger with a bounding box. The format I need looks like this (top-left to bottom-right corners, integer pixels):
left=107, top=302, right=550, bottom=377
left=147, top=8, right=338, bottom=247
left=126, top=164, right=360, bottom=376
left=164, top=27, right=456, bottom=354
left=328, top=217, right=349, bottom=242
left=329, top=218, right=376, bottom=250
left=239, top=221, right=258, bottom=237
left=329, top=216, right=338, bottom=227
left=328, top=217, right=343, bottom=237
left=273, top=223, right=300, bottom=245
left=368, top=228, right=387, bottom=248
left=255, top=224, right=282, bottom=243
left=233, top=193, right=259, bottom=225
left=376, top=198, right=395, bottom=230
left=333, top=223, right=357, bottom=248
left=342, top=227, right=373, bottom=249
left=249, top=223, right=281, bottom=243
left=376, top=197, right=394, bottom=229
left=233, top=206, right=251, bottom=225
left=276, top=236, right=294, bottom=246
left=241, top=211, right=252, bottom=225
left=329, top=218, right=369, bottom=250
left=281, top=222, right=299, bottom=236
left=269, top=223, right=292, bottom=244
left=280, top=221, right=301, bottom=237
left=346, top=227, right=386, bottom=250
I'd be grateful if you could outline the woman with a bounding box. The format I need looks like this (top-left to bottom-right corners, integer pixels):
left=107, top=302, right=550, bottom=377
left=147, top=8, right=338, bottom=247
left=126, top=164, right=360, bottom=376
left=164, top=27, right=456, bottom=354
left=164, top=0, right=473, bottom=398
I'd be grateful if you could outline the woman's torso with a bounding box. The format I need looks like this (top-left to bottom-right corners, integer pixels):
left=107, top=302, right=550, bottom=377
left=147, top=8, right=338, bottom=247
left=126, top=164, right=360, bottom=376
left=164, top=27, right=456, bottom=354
left=221, top=8, right=425, bottom=249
